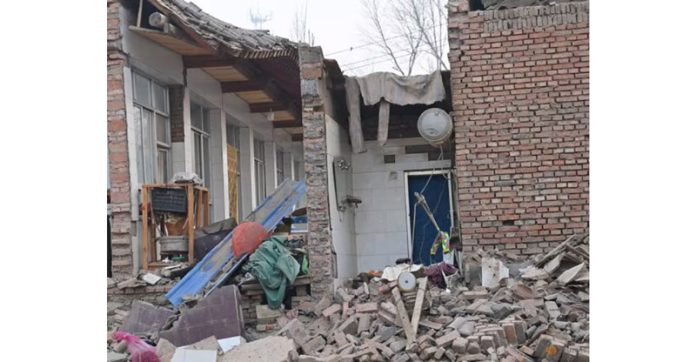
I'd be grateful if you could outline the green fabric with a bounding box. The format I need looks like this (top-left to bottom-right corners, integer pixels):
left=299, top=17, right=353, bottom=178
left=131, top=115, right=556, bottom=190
left=244, top=236, right=300, bottom=309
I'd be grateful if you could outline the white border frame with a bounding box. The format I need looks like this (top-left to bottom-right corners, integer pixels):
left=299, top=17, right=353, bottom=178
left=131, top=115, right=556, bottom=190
left=403, top=169, right=454, bottom=261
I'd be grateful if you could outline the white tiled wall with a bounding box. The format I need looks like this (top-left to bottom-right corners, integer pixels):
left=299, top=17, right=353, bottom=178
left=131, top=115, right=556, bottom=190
left=351, top=138, right=451, bottom=272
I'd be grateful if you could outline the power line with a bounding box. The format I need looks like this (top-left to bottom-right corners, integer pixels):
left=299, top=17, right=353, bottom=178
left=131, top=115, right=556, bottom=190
left=340, top=49, right=412, bottom=68
left=325, top=23, right=443, bottom=57
left=342, top=52, right=414, bottom=72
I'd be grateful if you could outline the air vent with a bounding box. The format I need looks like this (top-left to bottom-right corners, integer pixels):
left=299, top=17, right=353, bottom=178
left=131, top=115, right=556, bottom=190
left=384, top=154, right=396, bottom=163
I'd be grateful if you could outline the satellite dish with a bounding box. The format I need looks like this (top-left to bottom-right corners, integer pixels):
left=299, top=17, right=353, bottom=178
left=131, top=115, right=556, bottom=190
left=417, top=108, right=453, bottom=146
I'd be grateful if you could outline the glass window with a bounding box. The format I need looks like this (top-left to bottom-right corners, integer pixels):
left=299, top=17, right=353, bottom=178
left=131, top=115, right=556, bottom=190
left=191, top=103, right=202, bottom=130
left=254, top=139, right=266, bottom=205
left=192, top=102, right=211, bottom=190
left=133, top=73, right=151, bottom=108
left=132, top=71, right=170, bottom=184
left=157, top=149, right=168, bottom=183
left=156, top=114, right=169, bottom=144
left=153, top=83, right=168, bottom=113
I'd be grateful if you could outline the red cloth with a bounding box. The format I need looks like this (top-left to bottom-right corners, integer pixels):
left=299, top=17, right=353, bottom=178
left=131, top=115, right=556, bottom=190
left=232, top=221, right=269, bottom=257
left=112, top=331, right=159, bottom=362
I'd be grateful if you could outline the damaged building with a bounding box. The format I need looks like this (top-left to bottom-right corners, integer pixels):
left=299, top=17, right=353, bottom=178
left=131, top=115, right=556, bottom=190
left=107, top=0, right=589, bottom=360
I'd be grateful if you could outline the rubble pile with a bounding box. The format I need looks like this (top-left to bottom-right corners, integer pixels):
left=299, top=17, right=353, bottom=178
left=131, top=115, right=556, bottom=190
left=272, top=234, right=589, bottom=362
left=107, top=234, right=589, bottom=361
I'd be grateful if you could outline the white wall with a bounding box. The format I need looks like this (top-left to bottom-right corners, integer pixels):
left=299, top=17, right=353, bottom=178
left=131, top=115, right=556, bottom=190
left=326, top=116, right=357, bottom=280
left=352, top=138, right=451, bottom=272
left=118, top=7, right=305, bottom=268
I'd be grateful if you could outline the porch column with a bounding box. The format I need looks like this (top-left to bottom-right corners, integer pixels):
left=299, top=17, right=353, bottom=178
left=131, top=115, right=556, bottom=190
left=208, top=109, right=229, bottom=221
left=264, top=141, right=278, bottom=193
left=300, top=46, right=335, bottom=297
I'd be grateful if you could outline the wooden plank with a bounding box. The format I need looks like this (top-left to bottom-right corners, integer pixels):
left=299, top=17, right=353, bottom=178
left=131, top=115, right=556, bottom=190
left=187, top=184, right=195, bottom=264
left=183, top=55, right=238, bottom=69
left=272, top=120, right=303, bottom=128
left=129, top=26, right=209, bottom=56
left=221, top=80, right=268, bottom=93
left=249, top=102, right=290, bottom=113
left=392, top=288, right=416, bottom=347
left=410, top=278, right=428, bottom=336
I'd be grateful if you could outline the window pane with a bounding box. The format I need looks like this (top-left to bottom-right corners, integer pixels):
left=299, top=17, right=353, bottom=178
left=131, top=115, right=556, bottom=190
left=153, top=83, right=168, bottom=113
left=194, top=133, right=202, bottom=178
left=141, top=109, right=155, bottom=183
left=191, top=103, right=202, bottom=130
left=203, top=136, right=210, bottom=189
left=133, top=73, right=151, bottom=107
left=202, top=109, right=210, bottom=133
left=157, top=149, right=168, bottom=183
left=156, top=114, right=169, bottom=144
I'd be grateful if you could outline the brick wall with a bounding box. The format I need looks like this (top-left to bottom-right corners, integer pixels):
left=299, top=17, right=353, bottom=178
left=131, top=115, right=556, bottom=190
left=300, top=46, right=335, bottom=298
left=448, top=1, right=589, bottom=255
left=108, top=0, right=133, bottom=278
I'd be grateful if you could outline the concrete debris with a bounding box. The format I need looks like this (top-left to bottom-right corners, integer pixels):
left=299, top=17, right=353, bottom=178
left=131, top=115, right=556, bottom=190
left=108, top=234, right=589, bottom=362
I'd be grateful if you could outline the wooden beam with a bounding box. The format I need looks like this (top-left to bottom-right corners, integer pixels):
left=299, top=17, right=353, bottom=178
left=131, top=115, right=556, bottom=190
left=272, top=120, right=303, bottom=128
left=291, top=134, right=303, bottom=142
left=182, top=55, right=237, bottom=68
left=392, top=288, right=416, bottom=348
left=249, top=102, right=289, bottom=113
left=221, top=79, right=269, bottom=93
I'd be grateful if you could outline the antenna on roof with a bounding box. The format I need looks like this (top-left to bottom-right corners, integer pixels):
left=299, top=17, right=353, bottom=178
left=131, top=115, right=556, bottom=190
left=249, top=2, right=272, bottom=30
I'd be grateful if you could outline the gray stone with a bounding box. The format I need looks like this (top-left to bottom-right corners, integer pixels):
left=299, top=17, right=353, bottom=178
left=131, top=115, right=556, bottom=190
left=458, top=321, right=476, bottom=336
left=390, top=339, right=407, bottom=353
left=106, top=352, right=127, bottom=362
left=452, top=337, right=468, bottom=354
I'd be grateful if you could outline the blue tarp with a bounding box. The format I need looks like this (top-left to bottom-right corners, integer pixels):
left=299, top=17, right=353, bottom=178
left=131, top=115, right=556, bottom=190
left=165, top=179, right=307, bottom=306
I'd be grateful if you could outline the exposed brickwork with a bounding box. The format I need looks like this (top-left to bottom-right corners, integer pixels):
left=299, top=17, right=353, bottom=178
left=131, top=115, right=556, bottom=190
left=108, top=0, right=133, bottom=278
left=300, top=46, right=335, bottom=298
left=169, top=86, right=185, bottom=142
left=448, top=1, right=589, bottom=254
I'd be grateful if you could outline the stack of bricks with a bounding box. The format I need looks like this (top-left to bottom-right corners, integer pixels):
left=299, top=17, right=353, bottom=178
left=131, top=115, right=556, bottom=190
left=239, top=290, right=264, bottom=326
left=447, top=1, right=589, bottom=255
left=107, top=0, right=133, bottom=279
left=299, top=46, right=335, bottom=298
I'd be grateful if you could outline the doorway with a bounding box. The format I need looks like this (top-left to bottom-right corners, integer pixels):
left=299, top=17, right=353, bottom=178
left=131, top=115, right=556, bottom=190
left=405, top=171, right=453, bottom=266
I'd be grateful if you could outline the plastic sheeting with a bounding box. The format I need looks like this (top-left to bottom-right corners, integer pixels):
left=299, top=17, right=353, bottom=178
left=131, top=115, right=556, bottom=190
left=243, top=237, right=300, bottom=309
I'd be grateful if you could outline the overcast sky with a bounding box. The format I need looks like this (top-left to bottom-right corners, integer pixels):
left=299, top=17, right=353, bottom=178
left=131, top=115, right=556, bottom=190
left=189, top=0, right=447, bottom=76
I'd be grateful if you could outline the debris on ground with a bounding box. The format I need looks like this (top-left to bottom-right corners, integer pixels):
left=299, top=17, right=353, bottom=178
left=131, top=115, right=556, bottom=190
left=109, top=219, right=588, bottom=362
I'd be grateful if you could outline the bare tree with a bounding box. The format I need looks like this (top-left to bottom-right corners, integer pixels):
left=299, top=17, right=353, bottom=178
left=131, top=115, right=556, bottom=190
left=359, top=0, right=448, bottom=75
left=291, top=0, right=315, bottom=46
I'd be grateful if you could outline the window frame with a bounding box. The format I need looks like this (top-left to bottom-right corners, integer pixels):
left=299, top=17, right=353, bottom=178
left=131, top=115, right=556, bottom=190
left=253, top=139, right=266, bottom=205
left=190, top=102, right=211, bottom=189
left=132, top=71, right=171, bottom=184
